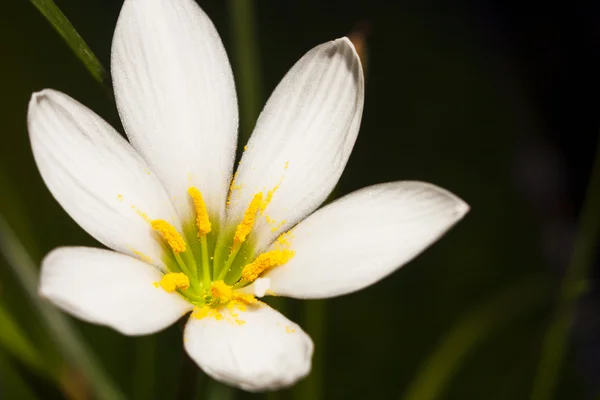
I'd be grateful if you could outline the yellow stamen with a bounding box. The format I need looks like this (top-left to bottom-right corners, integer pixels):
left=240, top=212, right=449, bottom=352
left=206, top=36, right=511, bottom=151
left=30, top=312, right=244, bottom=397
left=211, top=280, right=233, bottom=303
left=188, top=187, right=211, bottom=236
left=241, top=249, right=295, bottom=282
left=159, top=272, right=189, bottom=292
left=151, top=219, right=186, bottom=253
left=233, top=193, right=263, bottom=248
left=211, top=280, right=257, bottom=304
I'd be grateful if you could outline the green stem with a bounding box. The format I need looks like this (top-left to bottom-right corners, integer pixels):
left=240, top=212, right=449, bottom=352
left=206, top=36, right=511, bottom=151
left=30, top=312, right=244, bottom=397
left=29, top=0, right=108, bottom=89
left=531, top=135, right=600, bottom=400
left=0, top=216, right=125, bottom=400
left=132, top=336, right=156, bottom=400
left=227, top=0, right=263, bottom=144
left=293, top=300, right=326, bottom=400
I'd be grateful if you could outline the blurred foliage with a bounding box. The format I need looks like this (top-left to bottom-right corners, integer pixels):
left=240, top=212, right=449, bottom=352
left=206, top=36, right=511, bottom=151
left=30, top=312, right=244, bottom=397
left=0, top=0, right=595, bottom=399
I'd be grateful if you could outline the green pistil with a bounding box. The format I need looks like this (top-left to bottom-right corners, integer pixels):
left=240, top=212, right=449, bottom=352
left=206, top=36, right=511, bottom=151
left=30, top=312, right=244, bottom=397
left=159, top=213, right=260, bottom=302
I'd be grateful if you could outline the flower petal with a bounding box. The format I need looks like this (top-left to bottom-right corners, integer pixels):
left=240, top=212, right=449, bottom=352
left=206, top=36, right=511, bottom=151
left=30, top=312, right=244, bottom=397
left=112, top=0, right=238, bottom=222
left=184, top=304, right=313, bottom=391
left=28, top=89, right=181, bottom=271
left=251, top=182, right=469, bottom=299
left=40, top=247, right=192, bottom=335
left=227, top=37, right=364, bottom=251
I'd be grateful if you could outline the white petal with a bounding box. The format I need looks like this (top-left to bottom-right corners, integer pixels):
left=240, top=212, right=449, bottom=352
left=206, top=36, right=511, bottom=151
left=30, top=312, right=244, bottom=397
left=252, top=182, right=469, bottom=299
left=227, top=37, right=364, bottom=251
left=40, top=247, right=192, bottom=335
left=112, top=0, right=238, bottom=222
left=28, top=90, right=181, bottom=271
left=184, top=304, right=313, bottom=391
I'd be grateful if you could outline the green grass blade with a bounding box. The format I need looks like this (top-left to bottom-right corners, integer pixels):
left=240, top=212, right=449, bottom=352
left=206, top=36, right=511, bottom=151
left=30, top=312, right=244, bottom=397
left=29, top=0, right=107, bottom=87
left=0, top=301, right=47, bottom=376
left=531, top=135, right=600, bottom=400
left=227, top=0, right=263, bottom=145
left=0, top=349, right=39, bottom=400
left=293, top=300, right=326, bottom=400
left=132, top=336, right=156, bottom=400
left=403, top=276, right=547, bottom=400
left=0, top=216, right=125, bottom=400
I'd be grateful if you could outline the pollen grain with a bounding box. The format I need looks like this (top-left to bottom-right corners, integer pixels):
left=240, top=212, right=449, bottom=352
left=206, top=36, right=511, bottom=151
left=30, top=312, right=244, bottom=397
left=241, top=249, right=295, bottom=282
left=159, top=272, right=190, bottom=292
left=151, top=219, right=186, bottom=253
left=233, top=192, right=263, bottom=248
left=188, top=187, right=211, bottom=236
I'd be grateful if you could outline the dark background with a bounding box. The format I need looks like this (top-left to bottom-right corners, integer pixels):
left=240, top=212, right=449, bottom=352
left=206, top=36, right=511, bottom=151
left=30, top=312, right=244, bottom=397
left=0, top=1, right=599, bottom=399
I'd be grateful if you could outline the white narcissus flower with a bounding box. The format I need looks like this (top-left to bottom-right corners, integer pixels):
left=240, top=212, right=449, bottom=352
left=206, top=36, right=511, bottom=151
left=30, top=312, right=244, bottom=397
left=27, top=0, right=469, bottom=392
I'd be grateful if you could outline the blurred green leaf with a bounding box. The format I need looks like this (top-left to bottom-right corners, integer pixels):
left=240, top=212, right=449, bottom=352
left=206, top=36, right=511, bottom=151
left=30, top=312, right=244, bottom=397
left=531, top=135, right=600, bottom=400
left=293, top=300, right=326, bottom=400
left=227, top=0, right=263, bottom=145
left=0, top=170, right=38, bottom=260
left=0, top=170, right=63, bottom=376
left=132, top=336, right=156, bottom=400
left=0, top=349, right=38, bottom=400
left=0, top=301, right=47, bottom=376
left=402, top=276, right=548, bottom=400
left=0, top=217, right=125, bottom=400
left=206, top=380, right=235, bottom=400
left=29, top=0, right=107, bottom=88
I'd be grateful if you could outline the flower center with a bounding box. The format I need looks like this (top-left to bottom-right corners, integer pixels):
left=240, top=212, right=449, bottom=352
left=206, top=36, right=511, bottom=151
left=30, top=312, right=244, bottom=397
left=150, top=186, right=294, bottom=308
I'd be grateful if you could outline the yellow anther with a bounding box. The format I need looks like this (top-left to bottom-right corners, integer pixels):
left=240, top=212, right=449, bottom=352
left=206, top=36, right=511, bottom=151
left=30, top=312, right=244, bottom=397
left=241, top=249, right=295, bottom=282
left=188, top=187, right=211, bottom=236
left=209, top=281, right=258, bottom=315
left=233, top=193, right=263, bottom=248
left=151, top=219, right=186, bottom=253
left=211, top=280, right=233, bottom=303
left=159, top=272, right=190, bottom=292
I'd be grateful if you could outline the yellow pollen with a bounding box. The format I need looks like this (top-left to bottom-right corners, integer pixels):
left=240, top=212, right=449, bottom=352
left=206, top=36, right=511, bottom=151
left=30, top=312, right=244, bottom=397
left=232, top=292, right=258, bottom=305
left=151, top=220, right=186, bottom=253
left=211, top=281, right=257, bottom=306
left=226, top=171, right=240, bottom=206
left=193, top=305, right=224, bottom=321
left=233, top=193, right=263, bottom=248
left=159, top=272, right=189, bottom=292
left=188, top=187, right=211, bottom=236
left=260, top=184, right=280, bottom=213
left=241, top=249, right=295, bottom=282
left=132, top=249, right=152, bottom=264
left=211, top=280, right=233, bottom=303
left=275, top=231, right=293, bottom=247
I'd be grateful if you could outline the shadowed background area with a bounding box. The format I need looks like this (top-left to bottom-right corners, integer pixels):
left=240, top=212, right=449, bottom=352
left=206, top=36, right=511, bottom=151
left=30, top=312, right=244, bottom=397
left=0, top=1, right=599, bottom=399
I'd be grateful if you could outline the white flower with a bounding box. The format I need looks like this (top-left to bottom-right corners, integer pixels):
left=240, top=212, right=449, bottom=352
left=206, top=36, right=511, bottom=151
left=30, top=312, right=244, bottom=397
left=27, top=0, right=469, bottom=392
